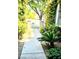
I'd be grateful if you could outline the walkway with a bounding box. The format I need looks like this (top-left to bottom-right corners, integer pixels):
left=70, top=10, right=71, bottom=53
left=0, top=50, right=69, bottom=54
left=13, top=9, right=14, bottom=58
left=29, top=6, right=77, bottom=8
left=20, top=20, right=47, bottom=59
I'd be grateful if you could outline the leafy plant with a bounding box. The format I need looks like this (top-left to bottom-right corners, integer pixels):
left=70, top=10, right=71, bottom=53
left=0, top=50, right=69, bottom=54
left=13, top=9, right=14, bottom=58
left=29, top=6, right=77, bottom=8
left=40, top=31, right=55, bottom=47
left=18, top=0, right=28, bottom=40
left=54, top=26, right=61, bottom=42
left=40, top=24, right=45, bottom=34
left=47, top=47, right=61, bottom=59
left=18, top=20, right=27, bottom=40
left=45, top=0, right=58, bottom=28
left=40, top=25, right=61, bottom=47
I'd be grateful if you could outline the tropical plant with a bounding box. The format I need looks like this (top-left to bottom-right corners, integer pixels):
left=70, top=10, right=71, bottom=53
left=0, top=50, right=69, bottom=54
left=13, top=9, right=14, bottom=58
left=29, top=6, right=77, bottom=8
left=40, top=25, right=61, bottom=47
left=53, top=26, right=61, bottom=42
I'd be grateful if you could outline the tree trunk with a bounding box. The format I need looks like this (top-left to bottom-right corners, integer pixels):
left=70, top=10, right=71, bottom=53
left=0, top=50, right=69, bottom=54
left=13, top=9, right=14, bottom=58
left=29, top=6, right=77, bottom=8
left=39, top=15, right=45, bottom=27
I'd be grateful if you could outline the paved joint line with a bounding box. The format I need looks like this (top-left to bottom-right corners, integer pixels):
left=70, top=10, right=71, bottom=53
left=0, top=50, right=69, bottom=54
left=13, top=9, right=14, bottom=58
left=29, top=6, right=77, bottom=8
left=22, top=52, right=44, bottom=54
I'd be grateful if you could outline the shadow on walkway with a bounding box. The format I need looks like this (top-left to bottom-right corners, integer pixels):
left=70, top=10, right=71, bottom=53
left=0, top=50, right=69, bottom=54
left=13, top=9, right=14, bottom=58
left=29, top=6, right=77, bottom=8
left=18, top=42, right=24, bottom=59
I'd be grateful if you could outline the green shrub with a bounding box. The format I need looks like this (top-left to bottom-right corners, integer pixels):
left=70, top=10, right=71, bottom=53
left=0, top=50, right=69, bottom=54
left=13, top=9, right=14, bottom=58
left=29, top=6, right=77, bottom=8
left=40, top=24, right=45, bottom=34
left=45, top=24, right=55, bottom=31
left=18, top=20, right=27, bottom=40
left=40, top=31, right=55, bottom=47
left=18, top=0, right=27, bottom=40
left=40, top=25, right=61, bottom=47
left=54, top=26, right=61, bottom=42
left=47, top=47, right=61, bottom=59
left=45, top=0, right=58, bottom=28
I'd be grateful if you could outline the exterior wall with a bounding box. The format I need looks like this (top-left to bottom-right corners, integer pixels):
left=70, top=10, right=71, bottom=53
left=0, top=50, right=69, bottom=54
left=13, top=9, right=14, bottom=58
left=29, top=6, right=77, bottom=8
left=55, top=4, right=61, bottom=27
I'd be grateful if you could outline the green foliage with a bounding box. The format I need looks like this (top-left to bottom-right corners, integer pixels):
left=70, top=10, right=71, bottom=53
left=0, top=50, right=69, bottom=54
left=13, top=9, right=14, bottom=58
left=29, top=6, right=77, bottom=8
left=18, top=0, right=28, bottom=40
left=47, top=47, right=61, bottom=59
left=26, top=10, right=36, bottom=19
left=45, top=24, right=55, bottom=31
left=54, top=26, right=61, bottom=42
left=28, top=0, right=48, bottom=20
left=18, top=20, right=27, bottom=40
left=28, top=0, right=48, bottom=12
left=45, top=0, right=58, bottom=28
left=40, top=24, right=45, bottom=34
left=41, top=25, right=61, bottom=41
left=18, top=21, right=27, bottom=34
left=41, top=0, right=61, bottom=43
left=40, top=25, right=61, bottom=47
left=18, top=0, right=26, bottom=21
left=40, top=0, right=61, bottom=59
left=40, top=0, right=61, bottom=45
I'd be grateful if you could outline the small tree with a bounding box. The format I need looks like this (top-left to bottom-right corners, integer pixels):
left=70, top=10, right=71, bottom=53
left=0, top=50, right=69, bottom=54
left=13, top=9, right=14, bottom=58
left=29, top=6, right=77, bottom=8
left=28, top=0, right=50, bottom=27
left=28, top=0, right=47, bottom=20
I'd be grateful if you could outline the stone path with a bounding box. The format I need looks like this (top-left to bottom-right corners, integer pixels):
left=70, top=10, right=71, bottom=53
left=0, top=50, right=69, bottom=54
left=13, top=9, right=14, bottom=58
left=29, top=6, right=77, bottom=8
left=20, top=23, right=47, bottom=59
